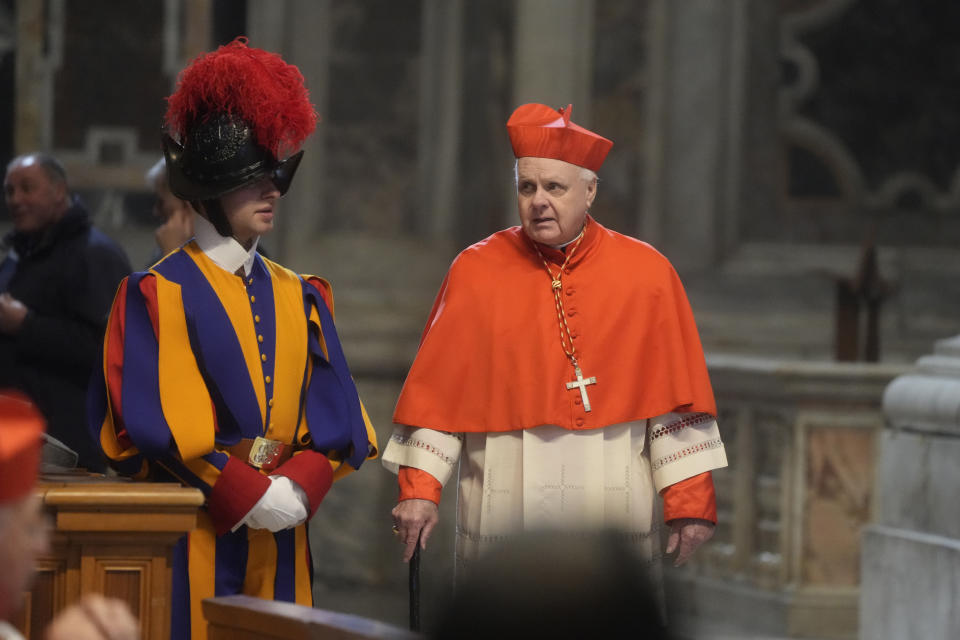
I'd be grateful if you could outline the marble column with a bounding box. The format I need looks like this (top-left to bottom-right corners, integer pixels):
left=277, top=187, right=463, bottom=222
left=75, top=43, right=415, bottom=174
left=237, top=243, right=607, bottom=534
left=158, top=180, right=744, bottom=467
left=13, top=0, right=52, bottom=152
left=159, top=0, right=211, bottom=92
left=454, top=0, right=514, bottom=248
left=508, top=0, right=595, bottom=227
left=247, top=0, right=331, bottom=265
left=512, top=0, right=595, bottom=113
left=417, top=0, right=464, bottom=239
left=860, top=335, right=960, bottom=639
left=641, top=0, right=778, bottom=271
left=180, top=0, right=212, bottom=64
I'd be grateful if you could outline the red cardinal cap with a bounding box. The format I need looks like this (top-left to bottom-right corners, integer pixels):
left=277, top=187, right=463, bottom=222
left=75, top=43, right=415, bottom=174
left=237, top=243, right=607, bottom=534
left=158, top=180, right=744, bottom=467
left=0, top=391, right=45, bottom=503
left=506, top=103, right=613, bottom=172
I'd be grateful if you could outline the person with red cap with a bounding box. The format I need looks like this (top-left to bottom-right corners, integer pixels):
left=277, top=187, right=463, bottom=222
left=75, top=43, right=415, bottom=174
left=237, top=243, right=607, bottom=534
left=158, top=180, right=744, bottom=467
left=384, top=104, right=728, bottom=583
left=88, top=38, right=377, bottom=640
left=0, top=391, right=139, bottom=640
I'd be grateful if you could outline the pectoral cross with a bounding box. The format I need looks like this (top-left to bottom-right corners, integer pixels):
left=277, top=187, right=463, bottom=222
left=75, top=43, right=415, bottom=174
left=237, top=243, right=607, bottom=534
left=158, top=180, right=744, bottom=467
left=566, top=365, right=597, bottom=412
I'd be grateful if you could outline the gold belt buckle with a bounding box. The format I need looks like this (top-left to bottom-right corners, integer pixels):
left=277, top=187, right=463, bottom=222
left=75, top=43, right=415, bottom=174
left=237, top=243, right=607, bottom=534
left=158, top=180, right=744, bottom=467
left=249, top=436, right=284, bottom=471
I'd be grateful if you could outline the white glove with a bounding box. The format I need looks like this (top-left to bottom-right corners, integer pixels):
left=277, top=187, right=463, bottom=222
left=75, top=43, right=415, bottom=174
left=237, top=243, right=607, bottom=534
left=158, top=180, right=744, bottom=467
left=235, top=475, right=309, bottom=532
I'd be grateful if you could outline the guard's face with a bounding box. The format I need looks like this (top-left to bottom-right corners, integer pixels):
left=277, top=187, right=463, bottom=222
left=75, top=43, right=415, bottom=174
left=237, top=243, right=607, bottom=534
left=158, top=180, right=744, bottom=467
left=516, top=157, right=596, bottom=246
left=219, top=176, right=281, bottom=246
left=3, top=160, right=68, bottom=234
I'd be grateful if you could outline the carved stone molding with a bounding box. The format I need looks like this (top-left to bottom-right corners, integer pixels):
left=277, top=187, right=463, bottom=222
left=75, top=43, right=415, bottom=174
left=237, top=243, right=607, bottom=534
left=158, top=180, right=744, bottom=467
left=669, top=354, right=903, bottom=639
left=780, top=0, right=960, bottom=216
left=882, top=334, right=960, bottom=436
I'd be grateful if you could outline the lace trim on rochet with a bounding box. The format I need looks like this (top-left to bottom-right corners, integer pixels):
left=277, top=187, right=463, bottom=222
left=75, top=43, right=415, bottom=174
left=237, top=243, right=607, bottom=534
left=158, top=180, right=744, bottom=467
left=389, top=432, right=460, bottom=467
left=649, top=412, right=715, bottom=441
left=651, top=438, right=724, bottom=472
left=455, top=526, right=659, bottom=544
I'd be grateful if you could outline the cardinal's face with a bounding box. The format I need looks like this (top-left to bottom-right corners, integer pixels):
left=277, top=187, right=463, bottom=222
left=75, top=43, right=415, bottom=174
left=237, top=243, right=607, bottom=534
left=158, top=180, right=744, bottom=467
left=516, top=157, right=596, bottom=246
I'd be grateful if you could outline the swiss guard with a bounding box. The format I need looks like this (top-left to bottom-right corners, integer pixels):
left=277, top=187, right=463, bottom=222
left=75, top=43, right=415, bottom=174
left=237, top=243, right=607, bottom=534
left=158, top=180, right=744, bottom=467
left=88, top=37, right=377, bottom=640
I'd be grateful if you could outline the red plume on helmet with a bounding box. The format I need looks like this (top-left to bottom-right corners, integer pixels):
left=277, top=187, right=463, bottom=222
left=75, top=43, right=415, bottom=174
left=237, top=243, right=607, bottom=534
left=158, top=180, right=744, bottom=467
left=165, top=36, right=317, bottom=158
left=161, top=37, right=317, bottom=203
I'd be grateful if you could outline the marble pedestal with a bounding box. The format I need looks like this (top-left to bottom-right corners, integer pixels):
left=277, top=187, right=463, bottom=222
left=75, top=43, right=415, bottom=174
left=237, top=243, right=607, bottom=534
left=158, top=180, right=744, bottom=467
left=860, top=335, right=960, bottom=639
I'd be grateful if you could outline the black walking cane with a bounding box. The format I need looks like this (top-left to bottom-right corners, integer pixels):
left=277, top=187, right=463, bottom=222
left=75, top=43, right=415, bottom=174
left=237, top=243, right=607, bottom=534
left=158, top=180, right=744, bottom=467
left=409, top=534, right=422, bottom=632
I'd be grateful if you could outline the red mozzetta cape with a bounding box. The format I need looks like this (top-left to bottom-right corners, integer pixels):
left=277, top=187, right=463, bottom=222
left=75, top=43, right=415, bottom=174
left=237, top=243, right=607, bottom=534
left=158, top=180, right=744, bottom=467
left=393, top=217, right=716, bottom=432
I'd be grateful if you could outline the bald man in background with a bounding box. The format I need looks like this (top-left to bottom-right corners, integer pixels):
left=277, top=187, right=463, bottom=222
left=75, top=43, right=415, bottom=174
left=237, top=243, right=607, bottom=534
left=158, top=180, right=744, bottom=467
left=0, top=154, right=131, bottom=471
left=145, top=157, right=194, bottom=264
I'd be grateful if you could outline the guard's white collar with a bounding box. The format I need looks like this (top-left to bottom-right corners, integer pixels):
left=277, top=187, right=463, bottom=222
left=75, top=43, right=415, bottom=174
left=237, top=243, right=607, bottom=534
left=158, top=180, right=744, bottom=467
left=193, top=213, right=260, bottom=276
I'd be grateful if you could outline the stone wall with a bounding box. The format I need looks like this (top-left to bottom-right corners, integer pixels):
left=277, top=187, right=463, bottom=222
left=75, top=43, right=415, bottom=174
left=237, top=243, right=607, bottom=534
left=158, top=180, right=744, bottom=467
left=668, top=355, right=906, bottom=639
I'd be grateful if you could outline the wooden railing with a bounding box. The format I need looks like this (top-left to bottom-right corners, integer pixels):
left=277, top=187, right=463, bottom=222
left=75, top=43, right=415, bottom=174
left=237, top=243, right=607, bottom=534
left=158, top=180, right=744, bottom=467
left=204, top=595, right=421, bottom=640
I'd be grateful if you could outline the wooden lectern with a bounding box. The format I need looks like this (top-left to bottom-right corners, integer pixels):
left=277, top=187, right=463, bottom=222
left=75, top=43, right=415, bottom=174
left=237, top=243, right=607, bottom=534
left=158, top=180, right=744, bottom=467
left=12, top=477, right=203, bottom=640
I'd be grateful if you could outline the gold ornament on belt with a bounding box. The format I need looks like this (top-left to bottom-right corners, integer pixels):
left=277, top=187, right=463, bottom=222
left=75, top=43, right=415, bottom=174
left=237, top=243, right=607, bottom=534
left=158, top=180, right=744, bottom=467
left=248, top=436, right=285, bottom=470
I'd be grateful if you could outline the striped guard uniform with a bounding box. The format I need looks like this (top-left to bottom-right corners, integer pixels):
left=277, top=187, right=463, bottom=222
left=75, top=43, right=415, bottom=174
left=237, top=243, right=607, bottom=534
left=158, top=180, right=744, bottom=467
left=88, top=241, right=377, bottom=640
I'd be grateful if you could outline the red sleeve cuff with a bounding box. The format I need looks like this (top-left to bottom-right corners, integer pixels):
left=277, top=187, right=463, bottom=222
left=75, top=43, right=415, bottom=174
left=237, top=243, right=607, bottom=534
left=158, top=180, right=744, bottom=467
left=399, top=466, right=443, bottom=505
left=304, top=276, right=334, bottom=314
left=207, top=456, right=271, bottom=535
left=662, top=471, right=717, bottom=524
left=272, top=450, right=334, bottom=520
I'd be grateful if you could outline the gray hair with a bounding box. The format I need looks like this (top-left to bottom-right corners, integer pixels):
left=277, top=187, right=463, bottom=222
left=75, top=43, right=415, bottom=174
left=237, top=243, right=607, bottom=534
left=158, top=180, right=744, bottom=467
left=513, top=159, right=598, bottom=188
left=7, top=153, right=68, bottom=187
left=145, top=157, right=167, bottom=187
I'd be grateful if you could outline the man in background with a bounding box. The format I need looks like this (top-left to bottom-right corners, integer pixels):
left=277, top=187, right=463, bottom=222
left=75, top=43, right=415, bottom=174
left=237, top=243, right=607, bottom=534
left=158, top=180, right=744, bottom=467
left=0, top=153, right=131, bottom=471
left=145, top=157, right=194, bottom=263
left=0, top=391, right=138, bottom=640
